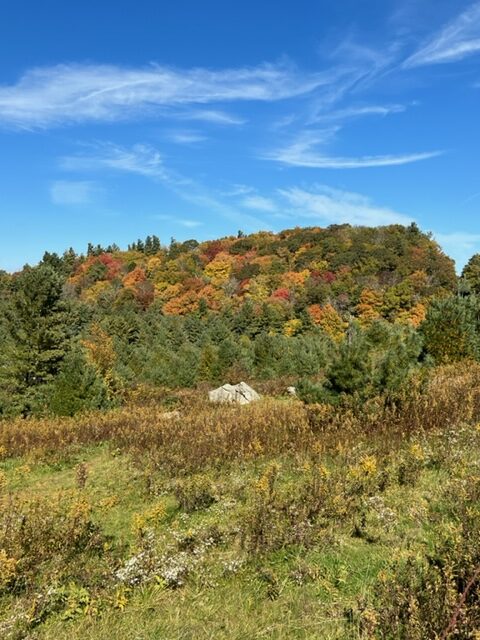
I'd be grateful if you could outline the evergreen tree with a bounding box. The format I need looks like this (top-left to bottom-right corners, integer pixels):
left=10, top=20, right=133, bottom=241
left=145, top=236, right=153, bottom=255
left=217, top=337, right=239, bottom=376
left=233, top=300, right=261, bottom=337
left=420, top=295, right=480, bottom=363
left=4, top=265, right=76, bottom=413
left=298, top=321, right=422, bottom=405
left=462, top=254, right=480, bottom=294
left=41, top=251, right=63, bottom=273
left=48, top=347, right=110, bottom=416
left=197, top=343, right=221, bottom=382
left=62, top=248, right=78, bottom=276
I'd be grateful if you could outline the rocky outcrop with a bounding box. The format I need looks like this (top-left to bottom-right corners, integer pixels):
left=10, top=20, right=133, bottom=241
left=209, top=382, right=260, bottom=405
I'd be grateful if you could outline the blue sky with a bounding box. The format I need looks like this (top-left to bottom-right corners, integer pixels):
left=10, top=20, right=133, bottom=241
left=1, top=0, right=480, bottom=272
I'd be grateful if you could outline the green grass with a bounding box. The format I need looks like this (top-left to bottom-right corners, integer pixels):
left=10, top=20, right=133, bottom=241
left=1, top=416, right=479, bottom=639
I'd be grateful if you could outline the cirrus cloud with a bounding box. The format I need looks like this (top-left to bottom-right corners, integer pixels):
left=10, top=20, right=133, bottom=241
left=266, top=129, right=442, bottom=169
left=278, top=185, right=414, bottom=226
left=404, top=2, right=480, bottom=67
left=0, top=61, right=331, bottom=129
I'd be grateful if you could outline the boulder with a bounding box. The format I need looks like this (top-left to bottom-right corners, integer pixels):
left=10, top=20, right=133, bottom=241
left=209, top=382, right=260, bottom=405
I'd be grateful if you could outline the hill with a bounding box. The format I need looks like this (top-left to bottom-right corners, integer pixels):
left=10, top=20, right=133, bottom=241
left=63, top=223, right=455, bottom=322
left=0, top=223, right=459, bottom=418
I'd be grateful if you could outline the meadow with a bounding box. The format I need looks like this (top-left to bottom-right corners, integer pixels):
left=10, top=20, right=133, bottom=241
left=1, top=363, right=480, bottom=639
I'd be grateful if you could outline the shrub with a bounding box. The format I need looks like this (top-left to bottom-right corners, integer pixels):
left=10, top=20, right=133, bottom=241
left=420, top=295, right=480, bottom=364
left=173, top=475, right=217, bottom=512
left=368, top=474, right=480, bottom=639
left=0, top=492, right=107, bottom=593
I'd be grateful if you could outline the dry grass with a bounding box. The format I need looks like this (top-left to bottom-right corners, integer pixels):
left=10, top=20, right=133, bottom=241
left=1, top=362, right=480, bottom=639
left=2, top=363, right=480, bottom=474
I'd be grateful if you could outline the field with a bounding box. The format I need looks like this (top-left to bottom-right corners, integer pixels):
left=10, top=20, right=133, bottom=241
left=1, top=364, right=480, bottom=639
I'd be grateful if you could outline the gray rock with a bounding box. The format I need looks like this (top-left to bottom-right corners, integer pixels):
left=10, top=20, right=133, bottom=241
left=209, top=382, right=260, bottom=405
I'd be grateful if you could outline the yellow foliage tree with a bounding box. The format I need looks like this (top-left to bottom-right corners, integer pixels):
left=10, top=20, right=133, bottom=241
left=154, top=282, right=182, bottom=301
left=281, top=270, right=310, bottom=290
left=251, top=255, right=274, bottom=273
left=122, top=266, right=146, bottom=289
left=308, top=304, right=346, bottom=342
left=407, top=270, right=429, bottom=295
left=146, top=256, right=163, bottom=276
left=81, top=280, right=110, bottom=304
left=163, top=290, right=200, bottom=315
left=204, top=252, right=235, bottom=286
left=198, top=284, right=224, bottom=310
left=82, top=323, right=120, bottom=396
left=243, top=275, right=271, bottom=302
left=356, top=288, right=383, bottom=324
left=396, top=302, right=427, bottom=328
left=283, top=318, right=303, bottom=337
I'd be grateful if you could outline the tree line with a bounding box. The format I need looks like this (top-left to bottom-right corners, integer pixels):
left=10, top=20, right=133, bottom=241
left=1, top=223, right=479, bottom=417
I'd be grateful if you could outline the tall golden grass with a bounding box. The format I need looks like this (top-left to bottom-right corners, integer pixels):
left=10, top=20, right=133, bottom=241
left=1, top=362, right=480, bottom=472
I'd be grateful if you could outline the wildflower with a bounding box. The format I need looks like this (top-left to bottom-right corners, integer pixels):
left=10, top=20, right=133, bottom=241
left=409, top=443, right=425, bottom=461
left=0, top=550, right=17, bottom=589
left=75, top=462, right=88, bottom=490
left=360, top=455, right=377, bottom=476
left=14, top=464, right=31, bottom=479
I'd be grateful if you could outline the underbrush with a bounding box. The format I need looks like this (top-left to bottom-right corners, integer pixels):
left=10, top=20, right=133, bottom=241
left=2, top=362, right=480, bottom=469
left=0, top=364, right=480, bottom=638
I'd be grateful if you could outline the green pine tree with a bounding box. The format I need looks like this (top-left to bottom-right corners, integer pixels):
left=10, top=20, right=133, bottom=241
left=48, top=348, right=110, bottom=416
left=4, top=265, right=77, bottom=414
left=462, top=254, right=480, bottom=294
left=420, top=295, right=480, bottom=363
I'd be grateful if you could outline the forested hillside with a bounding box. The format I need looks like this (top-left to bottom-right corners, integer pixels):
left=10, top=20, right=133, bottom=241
left=0, top=223, right=466, bottom=417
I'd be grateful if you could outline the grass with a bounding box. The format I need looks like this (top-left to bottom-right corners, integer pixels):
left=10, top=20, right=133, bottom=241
left=1, top=366, right=480, bottom=638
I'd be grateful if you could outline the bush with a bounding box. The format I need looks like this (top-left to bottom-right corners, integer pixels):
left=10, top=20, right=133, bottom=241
left=368, top=474, right=480, bottom=639
left=0, top=492, right=107, bottom=594
left=173, top=474, right=217, bottom=512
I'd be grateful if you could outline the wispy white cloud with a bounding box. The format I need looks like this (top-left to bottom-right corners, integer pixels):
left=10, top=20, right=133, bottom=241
left=312, top=103, right=406, bottom=123
left=151, top=213, right=203, bottom=228
left=62, top=142, right=269, bottom=231
left=278, top=185, right=414, bottom=226
left=179, top=191, right=270, bottom=232
left=404, top=2, right=480, bottom=67
left=61, top=143, right=172, bottom=180
left=270, top=114, right=298, bottom=130
left=221, top=183, right=256, bottom=197
left=181, top=109, right=246, bottom=125
left=267, top=129, right=442, bottom=169
left=241, top=195, right=277, bottom=212
left=50, top=180, right=99, bottom=205
left=311, top=41, right=401, bottom=117
left=168, top=130, right=207, bottom=144
left=0, top=61, right=329, bottom=129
